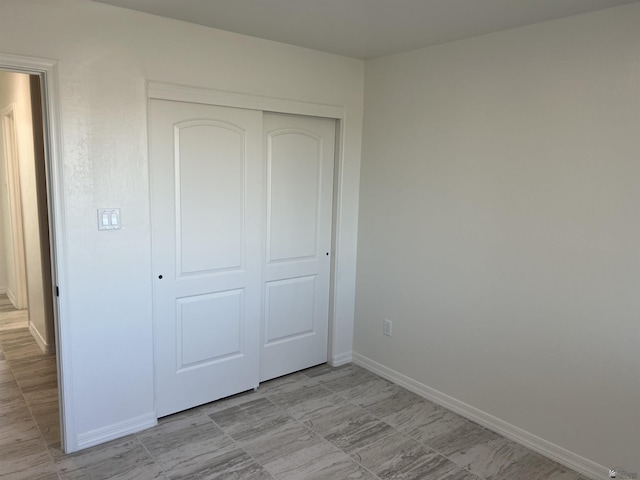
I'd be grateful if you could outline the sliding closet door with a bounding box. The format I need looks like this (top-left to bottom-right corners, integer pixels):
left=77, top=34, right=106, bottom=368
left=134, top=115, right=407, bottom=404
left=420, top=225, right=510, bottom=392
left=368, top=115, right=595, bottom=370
left=261, top=113, right=335, bottom=382
left=150, top=99, right=263, bottom=417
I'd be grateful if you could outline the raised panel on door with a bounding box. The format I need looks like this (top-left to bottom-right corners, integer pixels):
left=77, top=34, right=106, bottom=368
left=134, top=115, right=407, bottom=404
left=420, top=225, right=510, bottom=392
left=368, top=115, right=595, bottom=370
left=265, top=275, right=316, bottom=343
left=261, top=113, right=336, bottom=382
left=150, top=99, right=262, bottom=417
left=178, top=121, right=244, bottom=274
left=177, top=290, right=243, bottom=368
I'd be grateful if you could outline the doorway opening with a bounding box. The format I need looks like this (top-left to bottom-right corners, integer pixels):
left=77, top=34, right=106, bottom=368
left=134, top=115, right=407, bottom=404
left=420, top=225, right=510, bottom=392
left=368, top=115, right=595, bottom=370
left=0, top=68, right=61, bottom=449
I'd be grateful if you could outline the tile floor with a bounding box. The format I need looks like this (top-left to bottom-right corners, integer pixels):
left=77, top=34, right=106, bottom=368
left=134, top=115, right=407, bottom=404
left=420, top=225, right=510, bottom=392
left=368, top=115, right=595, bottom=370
left=0, top=294, right=16, bottom=313
left=0, top=294, right=28, bottom=331
left=0, top=297, right=60, bottom=480
left=0, top=298, right=588, bottom=479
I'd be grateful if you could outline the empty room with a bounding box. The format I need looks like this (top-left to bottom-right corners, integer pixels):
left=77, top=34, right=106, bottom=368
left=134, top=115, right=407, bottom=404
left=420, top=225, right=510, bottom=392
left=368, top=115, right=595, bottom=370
left=0, top=1, right=638, bottom=479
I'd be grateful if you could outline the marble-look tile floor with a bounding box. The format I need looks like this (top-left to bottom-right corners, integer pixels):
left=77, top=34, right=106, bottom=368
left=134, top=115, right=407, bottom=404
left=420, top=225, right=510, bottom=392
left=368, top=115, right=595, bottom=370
left=0, top=295, right=28, bottom=331
left=0, top=294, right=17, bottom=312
left=1, top=347, right=591, bottom=480
left=0, top=315, right=60, bottom=479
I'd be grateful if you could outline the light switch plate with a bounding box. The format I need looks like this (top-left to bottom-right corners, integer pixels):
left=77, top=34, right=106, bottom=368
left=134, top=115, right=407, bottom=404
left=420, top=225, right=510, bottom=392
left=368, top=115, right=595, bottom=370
left=97, top=208, right=120, bottom=230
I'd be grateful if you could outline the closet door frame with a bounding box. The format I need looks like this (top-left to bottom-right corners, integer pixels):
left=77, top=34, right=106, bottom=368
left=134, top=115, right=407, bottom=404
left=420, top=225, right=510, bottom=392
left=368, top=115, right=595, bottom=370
left=147, top=81, right=349, bottom=375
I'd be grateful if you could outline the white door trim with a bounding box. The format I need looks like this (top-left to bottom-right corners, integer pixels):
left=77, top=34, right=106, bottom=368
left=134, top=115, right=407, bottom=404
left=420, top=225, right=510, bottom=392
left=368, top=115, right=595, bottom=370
left=0, top=52, right=75, bottom=453
left=147, top=81, right=349, bottom=370
left=147, top=81, right=344, bottom=120
left=1, top=103, right=29, bottom=310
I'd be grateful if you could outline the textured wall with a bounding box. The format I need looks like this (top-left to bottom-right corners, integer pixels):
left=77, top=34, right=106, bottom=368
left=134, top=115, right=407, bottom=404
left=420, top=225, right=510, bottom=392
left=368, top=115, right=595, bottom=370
left=0, top=0, right=364, bottom=451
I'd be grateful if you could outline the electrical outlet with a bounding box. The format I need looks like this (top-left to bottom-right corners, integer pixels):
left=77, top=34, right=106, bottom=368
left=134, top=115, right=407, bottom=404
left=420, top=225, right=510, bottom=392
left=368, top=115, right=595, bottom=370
left=383, top=318, right=392, bottom=337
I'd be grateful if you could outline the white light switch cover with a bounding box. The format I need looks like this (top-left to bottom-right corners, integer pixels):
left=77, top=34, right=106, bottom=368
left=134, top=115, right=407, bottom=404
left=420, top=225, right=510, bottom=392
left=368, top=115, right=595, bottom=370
left=97, top=208, right=121, bottom=230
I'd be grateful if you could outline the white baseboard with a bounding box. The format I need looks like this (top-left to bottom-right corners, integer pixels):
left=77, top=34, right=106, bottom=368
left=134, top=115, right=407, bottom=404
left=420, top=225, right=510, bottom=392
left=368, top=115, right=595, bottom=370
left=29, top=323, right=52, bottom=354
left=6, top=289, right=16, bottom=307
left=330, top=350, right=352, bottom=367
left=76, top=412, right=158, bottom=451
left=352, top=352, right=606, bottom=480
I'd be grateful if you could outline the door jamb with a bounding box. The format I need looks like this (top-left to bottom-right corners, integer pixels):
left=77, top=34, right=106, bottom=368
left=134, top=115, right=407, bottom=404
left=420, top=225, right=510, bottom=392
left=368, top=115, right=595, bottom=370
left=0, top=53, right=75, bottom=453
left=1, top=103, right=29, bottom=309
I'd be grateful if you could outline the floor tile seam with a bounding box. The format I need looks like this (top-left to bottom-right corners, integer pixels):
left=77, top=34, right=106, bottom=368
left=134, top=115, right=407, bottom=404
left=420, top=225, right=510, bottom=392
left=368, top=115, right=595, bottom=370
left=0, top=322, right=61, bottom=471
left=285, top=378, right=402, bottom=476
left=349, top=396, right=489, bottom=480
left=299, top=370, right=356, bottom=390
left=8, top=351, right=57, bottom=365
left=316, top=381, right=345, bottom=398
left=0, top=336, right=32, bottom=345
left=422, top=428, right=545, bottom=480
left=0, top=336, right=35, bottom=346
left=300, top=419, right=386, bottom=480
left=0, top=320, right=29, bottom=327
left=206, top=406, right=279, bottom=480
left=43, top=443, right=61, bottom=479
left=218, top=434, right=279, bottom=480
left=264, top=420, right=378, bottom=480
left=0, top=323, right=30, bottom=336
left=37, top=445, right=63, bottom=480
left=0, top=444, right=59, bottom=480
left=1, top=339, right=52, bottom=453
left=230, top=441, right=279, bottom=480
left=263, top=383, right=348, bottom=412
left=289, top=389, right=393, bottom=480
left=347, top=426, right=399, bottom=463
left=290, top=384, right=373, bottom=426
left=282, top=408, right=385, bottom=480
left=226, top=393, right=383, bottom=480
left=398, top=426, right=489, bottom=480
left=134, top=433, right=177, bottom=480
left=314, top=372, right=393, bottom=398
left=1, top=350, right=54, bottom=370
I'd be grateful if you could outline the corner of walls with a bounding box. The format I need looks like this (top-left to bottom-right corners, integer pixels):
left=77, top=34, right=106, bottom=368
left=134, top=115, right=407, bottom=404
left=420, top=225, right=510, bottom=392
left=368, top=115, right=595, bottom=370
left=5, top=288, right=17, bottom=307
left=330, top=350, right=353, bottom=367
left=28, top=321, right=52, bottom=354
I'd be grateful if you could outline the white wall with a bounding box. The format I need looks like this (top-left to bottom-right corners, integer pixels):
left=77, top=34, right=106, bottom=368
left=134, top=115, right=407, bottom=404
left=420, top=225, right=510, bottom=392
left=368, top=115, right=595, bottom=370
left=0, top=0, right=364, bottom=451
left=0, top=220, right=6, bottom=295
left=0, top=214, right=6, bottom=295
left=0, top=103, right=9, bottom=294
left=0, top=76, right=17, bottom=300
left=355, top=3, right=640, bottom=475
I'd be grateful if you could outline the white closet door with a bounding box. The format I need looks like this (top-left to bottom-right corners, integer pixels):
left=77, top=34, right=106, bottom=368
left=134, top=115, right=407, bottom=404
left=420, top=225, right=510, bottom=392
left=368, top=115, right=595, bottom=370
left=261, top=113, right=335, bottom=382
left=150, top=99, right=263, bottom=417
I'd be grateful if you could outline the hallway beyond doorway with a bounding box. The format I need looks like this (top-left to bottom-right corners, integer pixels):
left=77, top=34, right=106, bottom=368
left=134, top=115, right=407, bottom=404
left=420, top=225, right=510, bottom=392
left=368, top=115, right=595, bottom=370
left=0, top=293, right=28, bottom=330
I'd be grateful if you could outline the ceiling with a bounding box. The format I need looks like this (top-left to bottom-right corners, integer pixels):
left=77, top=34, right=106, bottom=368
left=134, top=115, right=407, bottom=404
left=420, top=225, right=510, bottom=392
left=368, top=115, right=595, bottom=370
left=95, top=0, right=640, bottom=59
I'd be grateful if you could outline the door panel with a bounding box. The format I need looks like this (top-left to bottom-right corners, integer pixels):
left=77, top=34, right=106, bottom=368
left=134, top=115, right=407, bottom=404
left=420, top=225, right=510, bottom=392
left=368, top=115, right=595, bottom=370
left=177, top=290, right=243, bottom=368
left=177, top=121, right=245, bottom=274
left=150, top=99, right=262, bottom=417
left=265, top=275, right=316, bottom=343
left=268, top=132, right=320, bottom=261
left=261, top=113, right=336, bottom=382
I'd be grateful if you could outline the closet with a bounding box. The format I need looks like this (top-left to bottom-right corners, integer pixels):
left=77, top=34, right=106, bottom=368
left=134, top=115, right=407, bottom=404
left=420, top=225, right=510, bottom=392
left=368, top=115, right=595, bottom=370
left=149, top=99, right=335, bottom=417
